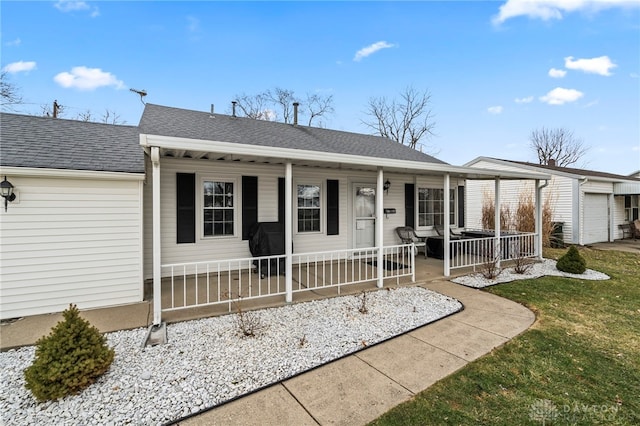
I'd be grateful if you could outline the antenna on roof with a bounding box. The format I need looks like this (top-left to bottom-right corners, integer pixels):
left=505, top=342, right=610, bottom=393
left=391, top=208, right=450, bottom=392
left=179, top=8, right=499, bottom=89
left=129, top=88, right=147, bottom=105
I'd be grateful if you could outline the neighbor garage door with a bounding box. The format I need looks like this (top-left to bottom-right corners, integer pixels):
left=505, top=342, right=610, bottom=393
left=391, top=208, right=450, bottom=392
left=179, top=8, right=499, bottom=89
left=583, top=193, right=609, bottom=244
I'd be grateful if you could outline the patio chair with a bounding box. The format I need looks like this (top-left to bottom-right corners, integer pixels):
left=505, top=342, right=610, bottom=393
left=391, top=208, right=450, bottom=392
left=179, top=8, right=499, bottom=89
left=434, top=224, right=462, bottom=240
left=631, top=220, right=640, bottom=240
left=395, top=226, right=427, bottom=257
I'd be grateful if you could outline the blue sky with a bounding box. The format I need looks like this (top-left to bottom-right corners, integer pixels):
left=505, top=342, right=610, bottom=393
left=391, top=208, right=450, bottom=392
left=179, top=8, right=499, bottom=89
left=2, top=0, right=639, bottom=174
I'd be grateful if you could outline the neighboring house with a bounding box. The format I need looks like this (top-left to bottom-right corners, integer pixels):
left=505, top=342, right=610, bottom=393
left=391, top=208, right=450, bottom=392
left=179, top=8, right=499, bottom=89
left=1, top=106, right=548, bottom=322
left=464, top=157, right=640, bottom=245
left=0, top=113, right=145, bottom=320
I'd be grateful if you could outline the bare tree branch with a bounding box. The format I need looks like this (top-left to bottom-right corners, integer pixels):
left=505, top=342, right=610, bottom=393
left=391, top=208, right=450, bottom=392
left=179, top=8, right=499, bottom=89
left=101, top=109, right=125, bottom=125
left=233, top=88, right=334, bottom=126
left=529, top=127, right=589, bottom=167
left=305, top=93, right=334, bottom=126
left=1, top=71, right=23, bottom=110
left=266, top=87, right=298, bottom=123
left=233, top=91, right=275, bottom=120
left=362, top=86, right=436, bottom=152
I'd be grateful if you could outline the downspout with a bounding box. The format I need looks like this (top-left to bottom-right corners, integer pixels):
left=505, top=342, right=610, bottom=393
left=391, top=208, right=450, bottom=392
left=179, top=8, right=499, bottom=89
left=578, top=177, right=588, bottom=245
left=536, top=179, right=549, bottom=260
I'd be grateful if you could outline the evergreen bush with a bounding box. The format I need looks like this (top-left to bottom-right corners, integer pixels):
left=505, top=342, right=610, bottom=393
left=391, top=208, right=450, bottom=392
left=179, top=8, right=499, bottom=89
left=24, top=304, right=115, bottom=402
left=556, top=245, right=587, bottom=274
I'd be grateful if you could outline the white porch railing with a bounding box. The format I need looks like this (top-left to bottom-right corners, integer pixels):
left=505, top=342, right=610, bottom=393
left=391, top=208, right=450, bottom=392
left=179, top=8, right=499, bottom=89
left=160, top=244, right=414, bottom=314
left=450, top=232, right=537, bottom=270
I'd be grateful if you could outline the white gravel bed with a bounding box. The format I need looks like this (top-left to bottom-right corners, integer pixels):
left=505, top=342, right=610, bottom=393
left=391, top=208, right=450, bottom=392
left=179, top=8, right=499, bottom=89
left=0, top=286, right=461, bottom=426
left=451, top=258, right=610, bottom=288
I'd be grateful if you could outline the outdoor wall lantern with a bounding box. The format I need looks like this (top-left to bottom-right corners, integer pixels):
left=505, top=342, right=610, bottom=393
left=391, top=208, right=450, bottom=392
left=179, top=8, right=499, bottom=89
left=1, top=176, right=16, bottom=212
left=383, top=179, right=391, bottom=194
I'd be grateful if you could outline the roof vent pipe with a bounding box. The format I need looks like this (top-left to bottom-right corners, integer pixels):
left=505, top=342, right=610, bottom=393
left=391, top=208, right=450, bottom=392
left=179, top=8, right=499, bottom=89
left=232, top=101, right=237, bottom=117
left=293, top=102, right=299, bottom=126
left=211, top=104, right=214, bottom=114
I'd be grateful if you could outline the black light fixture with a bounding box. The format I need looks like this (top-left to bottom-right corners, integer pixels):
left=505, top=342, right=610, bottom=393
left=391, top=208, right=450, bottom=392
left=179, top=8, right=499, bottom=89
left=1, top=176, right=16, bottom=212
left=383, top=179, right=391, bottom=194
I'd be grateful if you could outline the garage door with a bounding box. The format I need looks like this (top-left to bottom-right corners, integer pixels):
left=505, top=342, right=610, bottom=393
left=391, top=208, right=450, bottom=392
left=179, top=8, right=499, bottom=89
left=583, top=193, right=609, bottom=244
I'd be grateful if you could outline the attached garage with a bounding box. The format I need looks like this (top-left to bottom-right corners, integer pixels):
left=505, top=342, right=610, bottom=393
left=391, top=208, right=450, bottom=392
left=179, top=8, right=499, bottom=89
left=583, top=193, right=609, bottom=244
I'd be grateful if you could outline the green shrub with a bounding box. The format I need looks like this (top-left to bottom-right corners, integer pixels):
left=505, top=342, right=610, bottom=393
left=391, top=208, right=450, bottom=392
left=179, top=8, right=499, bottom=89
left=556, top=245, right=587, bottom=274
left=24, top=304, right=115, bottom=402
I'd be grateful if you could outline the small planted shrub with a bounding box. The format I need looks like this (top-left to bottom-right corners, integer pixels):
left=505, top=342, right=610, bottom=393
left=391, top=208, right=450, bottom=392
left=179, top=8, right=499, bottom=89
left=556, top=246, right=587, bottom=274
left=24, top=304, right=115, bottom=402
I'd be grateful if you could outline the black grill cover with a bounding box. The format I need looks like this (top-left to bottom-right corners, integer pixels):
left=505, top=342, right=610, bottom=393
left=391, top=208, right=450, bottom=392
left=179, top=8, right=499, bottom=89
left=248, top=222, right=285, bottom=276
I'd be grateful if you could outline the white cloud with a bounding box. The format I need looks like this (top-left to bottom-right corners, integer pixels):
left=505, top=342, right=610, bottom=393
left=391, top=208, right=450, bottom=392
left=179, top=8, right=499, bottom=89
left=548, top=68, right=567, bottom=78
left=515, top=96, right=534, bottom=104
left=492, top=0, right=639, bottom=25
left=631, top=73, right=639, bottom=79
left=54, top=66, right=124, bottom=91
left=5, top=38, right=21, bottom=47
left=3, top=61, right=37, bottom=73
left=488, top=106, right=504, bottom=114
left=54, top=1, right=99, bottom=17
left=539, top=87, right=584, bottom=105
left=353, top=41, right=395, bottom=62
left=584, top=100, right=599, bottom=108
left=565, top=56, right=617, bottom=76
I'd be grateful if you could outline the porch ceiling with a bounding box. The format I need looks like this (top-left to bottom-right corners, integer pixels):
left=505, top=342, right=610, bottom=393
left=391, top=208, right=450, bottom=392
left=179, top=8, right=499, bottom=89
left=145, top=135, right=550, bottom=182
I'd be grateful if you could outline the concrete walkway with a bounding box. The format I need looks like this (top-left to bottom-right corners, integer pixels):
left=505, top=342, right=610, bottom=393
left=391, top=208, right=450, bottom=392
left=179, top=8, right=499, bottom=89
left=175, top=280, right=535, bottom=426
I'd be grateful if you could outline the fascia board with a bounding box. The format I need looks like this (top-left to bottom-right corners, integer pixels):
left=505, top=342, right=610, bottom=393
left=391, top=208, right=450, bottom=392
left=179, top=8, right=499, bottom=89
left=141, top=134, right=550, bottom=181
left=0, top=166, right=145, bottom=181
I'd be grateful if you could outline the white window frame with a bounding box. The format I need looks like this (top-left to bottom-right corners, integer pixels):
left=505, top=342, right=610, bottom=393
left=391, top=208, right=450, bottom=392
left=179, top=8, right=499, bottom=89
left=625, top=195, right=639, bottom=221
left=200, top=177, right=238, bottom=239
left=417, top=187, right=456, bottom=228
left=295, top=181, right=323, bottom=234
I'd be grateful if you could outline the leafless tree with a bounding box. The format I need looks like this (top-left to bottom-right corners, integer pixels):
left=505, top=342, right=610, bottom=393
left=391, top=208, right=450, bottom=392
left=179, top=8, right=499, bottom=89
left=266, top=87, right=298, bottom=123
left=233, top=91, right=274, bottom=120
left=529, top=127, right=589, bottom=167
left=76, top=110, right=93, bottom=122
left=362, top=86, right=436, bottom=151
left=305, top=93, right=334, bottom=126
left=1, top=71, right=23, bottom=110
left=232, top=87, right=333, bottom=126
left=101, top=109, right=125, bottom=125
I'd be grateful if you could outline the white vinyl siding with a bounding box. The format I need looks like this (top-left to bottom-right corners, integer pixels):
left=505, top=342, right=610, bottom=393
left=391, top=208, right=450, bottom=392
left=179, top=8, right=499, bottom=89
left=466, top=160, right=575, bottom=243
left=143, top=159, right=462, bottom=279
left=0, top=174, right=144, bottom=320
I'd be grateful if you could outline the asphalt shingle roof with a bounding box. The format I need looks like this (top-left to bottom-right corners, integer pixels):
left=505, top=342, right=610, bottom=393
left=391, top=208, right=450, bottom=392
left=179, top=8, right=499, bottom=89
left=0, top=112, right=144, bottom=173
left=139, top=104, right=447, bottom=164
left=500, top=159, right=640, bottom=182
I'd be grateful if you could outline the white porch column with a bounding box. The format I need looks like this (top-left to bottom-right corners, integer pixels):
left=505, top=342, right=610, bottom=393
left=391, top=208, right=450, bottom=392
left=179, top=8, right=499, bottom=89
left=535, top=179, right=542, bottom=260
left=151, top=147, right=162, bottom=325
left=444, top=173, right=451, bottom=277
left=376, top=168, right=384, bottom=288
left=494, top=177, right=501, bottom=268
left=285, top=162, right=293, bottom=303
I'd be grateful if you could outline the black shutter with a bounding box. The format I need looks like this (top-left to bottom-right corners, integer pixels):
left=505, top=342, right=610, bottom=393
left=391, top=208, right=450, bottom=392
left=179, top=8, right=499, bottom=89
left=278, top=177, right=285, bottom=224
left=242, top=176, right=258, bottom=240
left=405, top=183, right=415, bottom=228
left=458, top=186, right=465, bottom=228
left=326, top=179, right=339, bottom=235
left=176, top=173, right=195, bottom=244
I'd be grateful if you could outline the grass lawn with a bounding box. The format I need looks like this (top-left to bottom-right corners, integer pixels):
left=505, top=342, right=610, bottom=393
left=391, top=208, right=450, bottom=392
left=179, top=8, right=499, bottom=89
left=370, top=247, right=640, bottom=425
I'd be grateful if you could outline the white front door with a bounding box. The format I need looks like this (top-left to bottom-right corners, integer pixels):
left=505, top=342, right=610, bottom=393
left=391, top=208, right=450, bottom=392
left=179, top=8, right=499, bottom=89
left=354, top=184, right=376, bottom=248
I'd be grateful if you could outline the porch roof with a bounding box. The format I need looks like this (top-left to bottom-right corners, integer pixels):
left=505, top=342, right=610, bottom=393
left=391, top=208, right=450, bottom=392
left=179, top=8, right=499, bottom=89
left=139, top=105, right=550, bottom=181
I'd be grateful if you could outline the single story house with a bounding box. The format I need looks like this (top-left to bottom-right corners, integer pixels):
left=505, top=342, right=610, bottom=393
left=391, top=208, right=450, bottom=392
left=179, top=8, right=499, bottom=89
left=464, top=157, right=640, bottom=245
left=1, top=106, right=549, bottom=323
